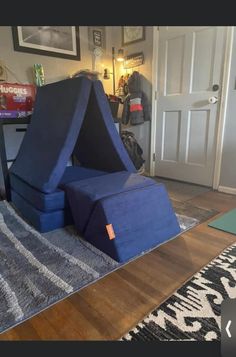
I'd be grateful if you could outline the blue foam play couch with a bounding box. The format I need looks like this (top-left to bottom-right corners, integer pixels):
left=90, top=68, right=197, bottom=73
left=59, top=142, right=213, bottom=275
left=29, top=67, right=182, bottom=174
left=9, top=76, right=181, bottom=262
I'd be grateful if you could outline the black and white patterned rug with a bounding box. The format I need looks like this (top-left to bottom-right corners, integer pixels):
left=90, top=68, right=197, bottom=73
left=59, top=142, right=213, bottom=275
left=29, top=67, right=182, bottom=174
left=121, top=242, right=236, bottom=341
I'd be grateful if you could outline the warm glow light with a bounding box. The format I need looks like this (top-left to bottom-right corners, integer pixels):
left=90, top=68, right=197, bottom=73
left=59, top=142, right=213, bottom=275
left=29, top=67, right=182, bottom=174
left=116, top=48, right=124, bottom=62
left=119, top=63, right=125, bottom=75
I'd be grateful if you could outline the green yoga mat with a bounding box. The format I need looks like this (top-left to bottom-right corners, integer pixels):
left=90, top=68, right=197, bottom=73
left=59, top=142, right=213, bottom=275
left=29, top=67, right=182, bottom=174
left=208, top=208, right=236, bottom=235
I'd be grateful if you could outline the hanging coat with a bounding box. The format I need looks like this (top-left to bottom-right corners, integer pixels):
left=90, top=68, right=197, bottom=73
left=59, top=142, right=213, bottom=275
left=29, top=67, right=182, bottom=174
left=121, top=71, right=151, bottom=125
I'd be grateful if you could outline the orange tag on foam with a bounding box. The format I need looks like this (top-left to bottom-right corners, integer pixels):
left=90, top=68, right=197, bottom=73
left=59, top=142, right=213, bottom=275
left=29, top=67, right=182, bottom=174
left=106, top=224, right=116, bottom=240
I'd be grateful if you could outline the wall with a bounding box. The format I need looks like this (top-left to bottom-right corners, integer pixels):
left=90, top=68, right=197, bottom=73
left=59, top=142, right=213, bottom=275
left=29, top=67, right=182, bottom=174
left=112, top=26, right=153, bottom=172
left=220, top=27, right=236, bottom=190
left=0, top=26, right=114, bottom=91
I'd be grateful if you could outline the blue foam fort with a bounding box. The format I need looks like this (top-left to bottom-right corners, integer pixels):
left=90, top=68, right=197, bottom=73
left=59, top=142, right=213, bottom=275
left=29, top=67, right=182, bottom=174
left=10, top=76, right=180, bottom=261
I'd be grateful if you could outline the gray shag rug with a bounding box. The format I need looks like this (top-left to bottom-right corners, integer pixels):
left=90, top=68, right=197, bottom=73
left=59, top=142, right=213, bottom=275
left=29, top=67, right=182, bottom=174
left=0, top=200, right=216, bottom=334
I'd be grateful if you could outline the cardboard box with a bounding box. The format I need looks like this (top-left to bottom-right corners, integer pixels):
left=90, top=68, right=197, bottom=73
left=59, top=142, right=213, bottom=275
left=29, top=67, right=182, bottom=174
left=0, top=83, right=36, bottom=119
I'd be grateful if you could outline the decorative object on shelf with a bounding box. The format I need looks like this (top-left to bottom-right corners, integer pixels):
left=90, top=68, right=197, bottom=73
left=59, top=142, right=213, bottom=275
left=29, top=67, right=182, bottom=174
left=122, top=26, right=145, bottom=46
left=88, top=26, right=106, bottom=51
left=12, top=26, right=80, bottom=61
left=123, top=52, right=144, bottom=69
left=103, top=47, right=124, bottom=95
left=33, top=64, right=45, bottom=87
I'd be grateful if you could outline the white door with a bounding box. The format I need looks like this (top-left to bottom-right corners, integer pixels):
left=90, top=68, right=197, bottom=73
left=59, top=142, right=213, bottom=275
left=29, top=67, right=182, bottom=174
left=155, top=26, right=226, bottom=186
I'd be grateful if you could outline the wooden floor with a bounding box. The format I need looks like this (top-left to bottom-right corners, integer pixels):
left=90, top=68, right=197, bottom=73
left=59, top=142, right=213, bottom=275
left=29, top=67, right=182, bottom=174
left=1, top=184, right=236, bottom=340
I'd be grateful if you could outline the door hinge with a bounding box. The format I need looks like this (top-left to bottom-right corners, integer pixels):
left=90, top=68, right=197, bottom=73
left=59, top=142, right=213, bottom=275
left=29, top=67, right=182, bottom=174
left=152, top=153, right=156, bottom=162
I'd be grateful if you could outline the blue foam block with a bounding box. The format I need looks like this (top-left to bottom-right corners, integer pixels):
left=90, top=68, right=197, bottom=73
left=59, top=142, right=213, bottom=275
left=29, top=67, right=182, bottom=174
left=65, top=172, right=181, bottom=262
left=11, top=190, right=73, bottom=233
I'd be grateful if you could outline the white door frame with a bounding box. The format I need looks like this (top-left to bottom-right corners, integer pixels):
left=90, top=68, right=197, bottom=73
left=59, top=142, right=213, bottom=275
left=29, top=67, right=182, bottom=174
left=149, top=26, right=159, bottom=177
left=149, top=26, right=234, bottom=190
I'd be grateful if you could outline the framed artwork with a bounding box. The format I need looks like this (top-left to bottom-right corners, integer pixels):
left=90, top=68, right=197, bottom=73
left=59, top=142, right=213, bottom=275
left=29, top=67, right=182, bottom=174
left=88, top=26, right=106, bottom=51
left=93, top=30, right=102, bottom=47
left=12, top=26, right=81, bottom=61
left=122, top=26, right=145, bottom=46
left=123, top=52, right=144, bottom=69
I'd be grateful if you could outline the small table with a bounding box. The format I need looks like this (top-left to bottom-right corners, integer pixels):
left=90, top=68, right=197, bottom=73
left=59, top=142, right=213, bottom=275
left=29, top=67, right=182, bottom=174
left=0, top=116, right=31, bottom=201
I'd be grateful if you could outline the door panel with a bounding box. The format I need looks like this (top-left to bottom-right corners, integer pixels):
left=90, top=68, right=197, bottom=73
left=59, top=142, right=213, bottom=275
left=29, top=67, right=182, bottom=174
left=191, top=28, right=216, bottom=92
left=186, top=110, right=209, bottom=166
left=162, top=111, right=180, bottom=162
left=165, top=35, right=185, bottom=95
left=155, top=26, right=226, bottom=186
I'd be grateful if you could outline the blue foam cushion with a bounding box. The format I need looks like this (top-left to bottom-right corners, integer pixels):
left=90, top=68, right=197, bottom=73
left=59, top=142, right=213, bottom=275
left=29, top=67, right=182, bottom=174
left=65, top=172, right=181, bottom=262
left=10, top=77, right=92, bottom=193
left=65, top=171, right=155, bottom=234
left=84, top=183, right=181, bottom=262
left=10, top=173, right=65, bottom=212
left=74, top=80, right=136, bottom=173
left=59, top=166, right=108, bottom=189
left=10, top=166, right=108, bottom=212
left=11, top=190, right=73, bottom=233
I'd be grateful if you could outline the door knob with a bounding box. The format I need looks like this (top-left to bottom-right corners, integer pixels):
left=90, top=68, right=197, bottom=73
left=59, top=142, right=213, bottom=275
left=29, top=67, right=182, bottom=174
left=212, top=84, right=219, bottom=91
left=209, top=96, right=218, bottom=104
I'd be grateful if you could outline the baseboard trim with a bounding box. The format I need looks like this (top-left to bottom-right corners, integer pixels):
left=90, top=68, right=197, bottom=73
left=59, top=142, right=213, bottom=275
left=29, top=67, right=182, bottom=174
left=218, top=186, right=236, bottom=195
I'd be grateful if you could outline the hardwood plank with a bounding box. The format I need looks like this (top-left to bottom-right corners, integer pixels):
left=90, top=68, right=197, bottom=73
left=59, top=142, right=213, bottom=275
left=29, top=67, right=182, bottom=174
left=188, top=190, right=236, bottom=212
left=0, top=321, right=40, bottom=340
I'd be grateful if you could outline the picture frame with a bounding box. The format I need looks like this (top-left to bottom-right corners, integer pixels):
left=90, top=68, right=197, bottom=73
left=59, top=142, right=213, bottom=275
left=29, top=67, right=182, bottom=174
left=88, top=26, right=106, bottom=51
left=11, top=26, right=81, bottom=61
left=122, top=26, right=145, bottom=46
left=123, top=52, right=144, bottom=69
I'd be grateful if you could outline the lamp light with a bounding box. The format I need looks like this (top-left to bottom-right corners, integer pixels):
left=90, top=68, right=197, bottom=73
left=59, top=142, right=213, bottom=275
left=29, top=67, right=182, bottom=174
left=116, top=48, right=124, bottom=62
left=103, top=47, right=125, bottom=94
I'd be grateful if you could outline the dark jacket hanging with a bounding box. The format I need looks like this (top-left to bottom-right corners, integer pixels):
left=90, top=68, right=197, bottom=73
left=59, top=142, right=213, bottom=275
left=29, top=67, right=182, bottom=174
left=121, top=71, right=151, bottom=126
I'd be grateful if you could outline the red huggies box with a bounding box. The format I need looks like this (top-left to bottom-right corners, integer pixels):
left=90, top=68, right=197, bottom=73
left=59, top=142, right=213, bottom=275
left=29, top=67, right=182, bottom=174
left=0, top=83, right=36, bottom=119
